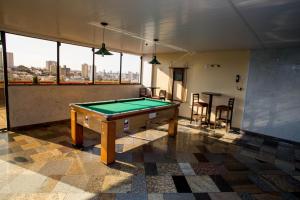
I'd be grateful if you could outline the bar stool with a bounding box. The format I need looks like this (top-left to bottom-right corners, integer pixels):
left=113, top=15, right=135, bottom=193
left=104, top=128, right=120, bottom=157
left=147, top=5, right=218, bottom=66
left=214, top=98, right=235, bottom=132
left=152, top=90, right=167, bottom=101
left=190, top=93, right=208, bottom=126
left=139, top=88, right=151, bottom=98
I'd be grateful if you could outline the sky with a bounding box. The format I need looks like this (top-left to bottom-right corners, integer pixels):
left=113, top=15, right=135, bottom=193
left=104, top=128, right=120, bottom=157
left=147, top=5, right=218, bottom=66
left=6, top=33, right=141, bottom=73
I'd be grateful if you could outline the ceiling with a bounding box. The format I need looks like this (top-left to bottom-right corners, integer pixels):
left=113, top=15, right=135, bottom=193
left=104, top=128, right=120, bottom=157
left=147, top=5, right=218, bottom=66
left=0, top=0, right=299, bottom=54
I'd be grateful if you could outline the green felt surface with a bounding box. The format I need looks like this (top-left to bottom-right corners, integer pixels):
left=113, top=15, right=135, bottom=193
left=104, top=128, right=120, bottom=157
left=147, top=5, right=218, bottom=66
left=80, top=99, right=171, bottom=115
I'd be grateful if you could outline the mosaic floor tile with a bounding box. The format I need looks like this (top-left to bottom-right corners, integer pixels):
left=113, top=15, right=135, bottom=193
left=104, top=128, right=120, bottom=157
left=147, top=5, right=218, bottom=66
left=251, top=193, right=282, bottom=200
left=163, top=193, right=196, bottom=200
left=186, top=175, right=220, bottom=192
left=39, top=159, right=72, bottom=175
left=64, top=192, right=98, bottom=200
left=194, top=153, right=209, bottom=162
left=148, top=193, right=164, bottom=200
left=208, top=192, right=241, bottom=200
left=115, top=193, right=147, bottom=200
left=39, top=175, right=62, bottom=192
left=101, top=175, right=132, bottom=193
left=172, top=176, right=192, bottom=193
left=157, top=163, right=183, bottom=175
left=193, top=193, right=211, bottom=200
left=179, top=162, right=196, bottom=175
left=144, top=162, right=158, bottom=176
left=262, top=175, right=300, bottom=192
left=0, top=170, right=47, bottom=193
left=132, top=174, right=146, bottom=193
left=176, top=152, right=198, bottom=163
left=146, top=176, right=176, bottom=193
left=85, top=175, right=104, bottom=193
left=248, top=174, right=279, bottom=192
left=210, top=175, right=233, bottom=192
left=191, top=163, right=227, bottom=175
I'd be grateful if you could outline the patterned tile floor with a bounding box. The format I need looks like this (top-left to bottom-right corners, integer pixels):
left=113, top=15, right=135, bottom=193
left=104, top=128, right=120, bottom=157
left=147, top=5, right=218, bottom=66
left=0, top=119, right=300, bottom=199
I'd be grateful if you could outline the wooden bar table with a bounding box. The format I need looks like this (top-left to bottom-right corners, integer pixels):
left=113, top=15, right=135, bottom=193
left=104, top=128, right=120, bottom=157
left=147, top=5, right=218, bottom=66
left=201, top=92, right=222, bottom=124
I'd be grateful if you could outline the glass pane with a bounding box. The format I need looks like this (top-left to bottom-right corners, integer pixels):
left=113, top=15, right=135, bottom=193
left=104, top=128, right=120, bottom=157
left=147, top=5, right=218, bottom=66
left=0, top=35, right=7, bottom=129
left=94, top=52, right=120, bottom=84
left=121, top=53, right=141, bottom=83
left=6, top=33, right=57, bottom=85
left=142, top=61, right=152, bottom=87
left=60, top=43, right=93, bottom=84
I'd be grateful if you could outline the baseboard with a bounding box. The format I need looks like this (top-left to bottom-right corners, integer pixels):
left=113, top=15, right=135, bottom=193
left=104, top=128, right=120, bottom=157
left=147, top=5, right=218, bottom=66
left=10, top=119, right=69, bottom=131
left=242, top=129, right=300, bottom=146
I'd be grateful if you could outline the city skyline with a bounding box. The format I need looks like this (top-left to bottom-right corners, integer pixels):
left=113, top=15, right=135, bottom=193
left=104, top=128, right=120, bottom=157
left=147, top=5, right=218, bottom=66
left=5, top=33, right=141, bottom=73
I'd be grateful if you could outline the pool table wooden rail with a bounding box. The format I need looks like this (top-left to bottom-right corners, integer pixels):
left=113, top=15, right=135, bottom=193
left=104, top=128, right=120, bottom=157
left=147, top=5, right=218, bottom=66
left=69, top=97, right=179, bottom=121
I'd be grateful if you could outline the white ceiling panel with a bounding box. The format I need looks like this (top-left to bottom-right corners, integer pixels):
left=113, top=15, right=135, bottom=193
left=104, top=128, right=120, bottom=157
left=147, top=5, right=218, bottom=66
left=0, top=0, right=299, bottom=54
left=232, top=0, right=300, bottom=48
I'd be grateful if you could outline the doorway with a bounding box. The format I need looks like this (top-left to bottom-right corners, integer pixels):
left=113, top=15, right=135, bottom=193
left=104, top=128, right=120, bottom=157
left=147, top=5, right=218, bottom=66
left=172, top=68, right=185, bottom=101
left=0, top=34, right=8, bottom=131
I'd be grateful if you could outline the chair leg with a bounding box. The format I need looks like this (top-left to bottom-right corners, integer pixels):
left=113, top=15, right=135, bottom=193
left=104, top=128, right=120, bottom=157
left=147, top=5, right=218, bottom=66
left=225, top=110, right=229, bottom=132
left=214, top=108, right=218, bottom=130
left=205, top=106, right=208, bottom=124
left=200, top=106, right=203, bottom=127
left=190, top=103, right=194, bottom=123
left=229, top=109, right=233, bottom=129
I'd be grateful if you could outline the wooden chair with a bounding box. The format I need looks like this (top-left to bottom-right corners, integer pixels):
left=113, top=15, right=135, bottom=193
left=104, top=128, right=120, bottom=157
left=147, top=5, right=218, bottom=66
left=190, top=93, right=208, bottom=126
left=152, top=90, right=167, bottom=101
left=214, top=98, right=235, bottom=132
left=139, top=88, right=151, bottom=98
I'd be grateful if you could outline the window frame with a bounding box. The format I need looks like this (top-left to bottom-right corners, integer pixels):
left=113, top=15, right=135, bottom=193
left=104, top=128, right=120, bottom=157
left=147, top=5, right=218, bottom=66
left=2, top=31, right=143, bottom=86
left=120, top=52, right=142, bottom=85
left=94, top=51, right=122, bottom=85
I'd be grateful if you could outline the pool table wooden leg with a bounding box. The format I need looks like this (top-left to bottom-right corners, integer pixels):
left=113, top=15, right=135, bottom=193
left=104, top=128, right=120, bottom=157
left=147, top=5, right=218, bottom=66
left=70, top=109, right=83, bottom=147
left=168, top=107, right=179, bottom=137
left=101, top=121, right=116, bottom=165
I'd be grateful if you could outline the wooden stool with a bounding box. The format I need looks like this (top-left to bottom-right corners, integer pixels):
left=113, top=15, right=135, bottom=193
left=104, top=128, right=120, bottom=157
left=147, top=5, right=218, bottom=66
left=190, top=93, right=208, bottom=126
left=152, top=90, right=167, bottom=101
left=139, top=87, right=151, bottom=98
left=214, top=98, right=235, bottom=132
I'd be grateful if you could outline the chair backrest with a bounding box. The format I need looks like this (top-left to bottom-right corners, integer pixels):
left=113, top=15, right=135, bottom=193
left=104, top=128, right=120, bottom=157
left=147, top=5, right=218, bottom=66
left=192, top=93, right=199, bottom=103
left=140, top=88, right=147, bottom=97
left=159, top=90, right=166, bottom=98
left=228, top=98, right=235, bottom=110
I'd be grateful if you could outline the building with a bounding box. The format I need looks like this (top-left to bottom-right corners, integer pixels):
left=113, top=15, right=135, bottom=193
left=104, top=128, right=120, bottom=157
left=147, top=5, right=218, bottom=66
left=46, top=60, right=57, bottom=75
left=60, top=65, right=70, bottom=78
left=6, top=52, right=14, bottom=68
left=81, top=63, right=91, bottom=80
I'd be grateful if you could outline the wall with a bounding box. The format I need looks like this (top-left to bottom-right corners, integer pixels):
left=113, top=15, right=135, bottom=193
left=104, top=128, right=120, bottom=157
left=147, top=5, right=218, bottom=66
left=243, top=48, right=300, bottom=142
left=152, top=50, right=250, bottom=128
left=8, top=85, right=140, bottom=127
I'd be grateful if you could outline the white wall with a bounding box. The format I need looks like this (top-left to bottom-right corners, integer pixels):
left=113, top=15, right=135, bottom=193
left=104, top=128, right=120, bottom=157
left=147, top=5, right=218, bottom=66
left=8, top=85, right=140, bottom=127
left=243, top=48, right=300, bottom=142
left=152, top=51, right=250, bottom=128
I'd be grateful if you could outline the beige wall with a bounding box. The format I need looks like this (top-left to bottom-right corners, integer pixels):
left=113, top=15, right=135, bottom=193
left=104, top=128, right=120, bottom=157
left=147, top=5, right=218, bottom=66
left=8, top=85, right=140, bottom=127
left=152, top=50, right=250, bottom=128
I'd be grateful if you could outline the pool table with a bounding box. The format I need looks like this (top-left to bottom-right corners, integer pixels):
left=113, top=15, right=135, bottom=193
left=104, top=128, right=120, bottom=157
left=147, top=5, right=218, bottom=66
left=69, top=98, right=180, bottom=165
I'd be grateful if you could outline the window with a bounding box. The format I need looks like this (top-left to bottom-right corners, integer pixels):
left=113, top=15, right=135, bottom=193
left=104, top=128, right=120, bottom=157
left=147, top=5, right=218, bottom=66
left=0, top=40, right=4, bottom=86
left=60, top=43, right=93, bottom=84
left=6, top=33, right=57, bottom=85
left=121, top=53, right=141, bottom=84
left=142, top=61, right=152, bottom=87
left=94, top=52, right=120, bottom=84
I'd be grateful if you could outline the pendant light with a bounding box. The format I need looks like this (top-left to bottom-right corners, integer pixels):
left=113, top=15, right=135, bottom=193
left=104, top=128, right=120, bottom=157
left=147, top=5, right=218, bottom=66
left=149, top=39, right=161, bottom=65
left=95, top=22, right=113, bottom=56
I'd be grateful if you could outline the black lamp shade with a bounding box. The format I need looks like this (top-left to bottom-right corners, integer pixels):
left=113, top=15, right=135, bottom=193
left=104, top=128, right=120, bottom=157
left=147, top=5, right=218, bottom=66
left=95, top=43, right=113, bottom=56
left=149, top=55, right=161, bottom=65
